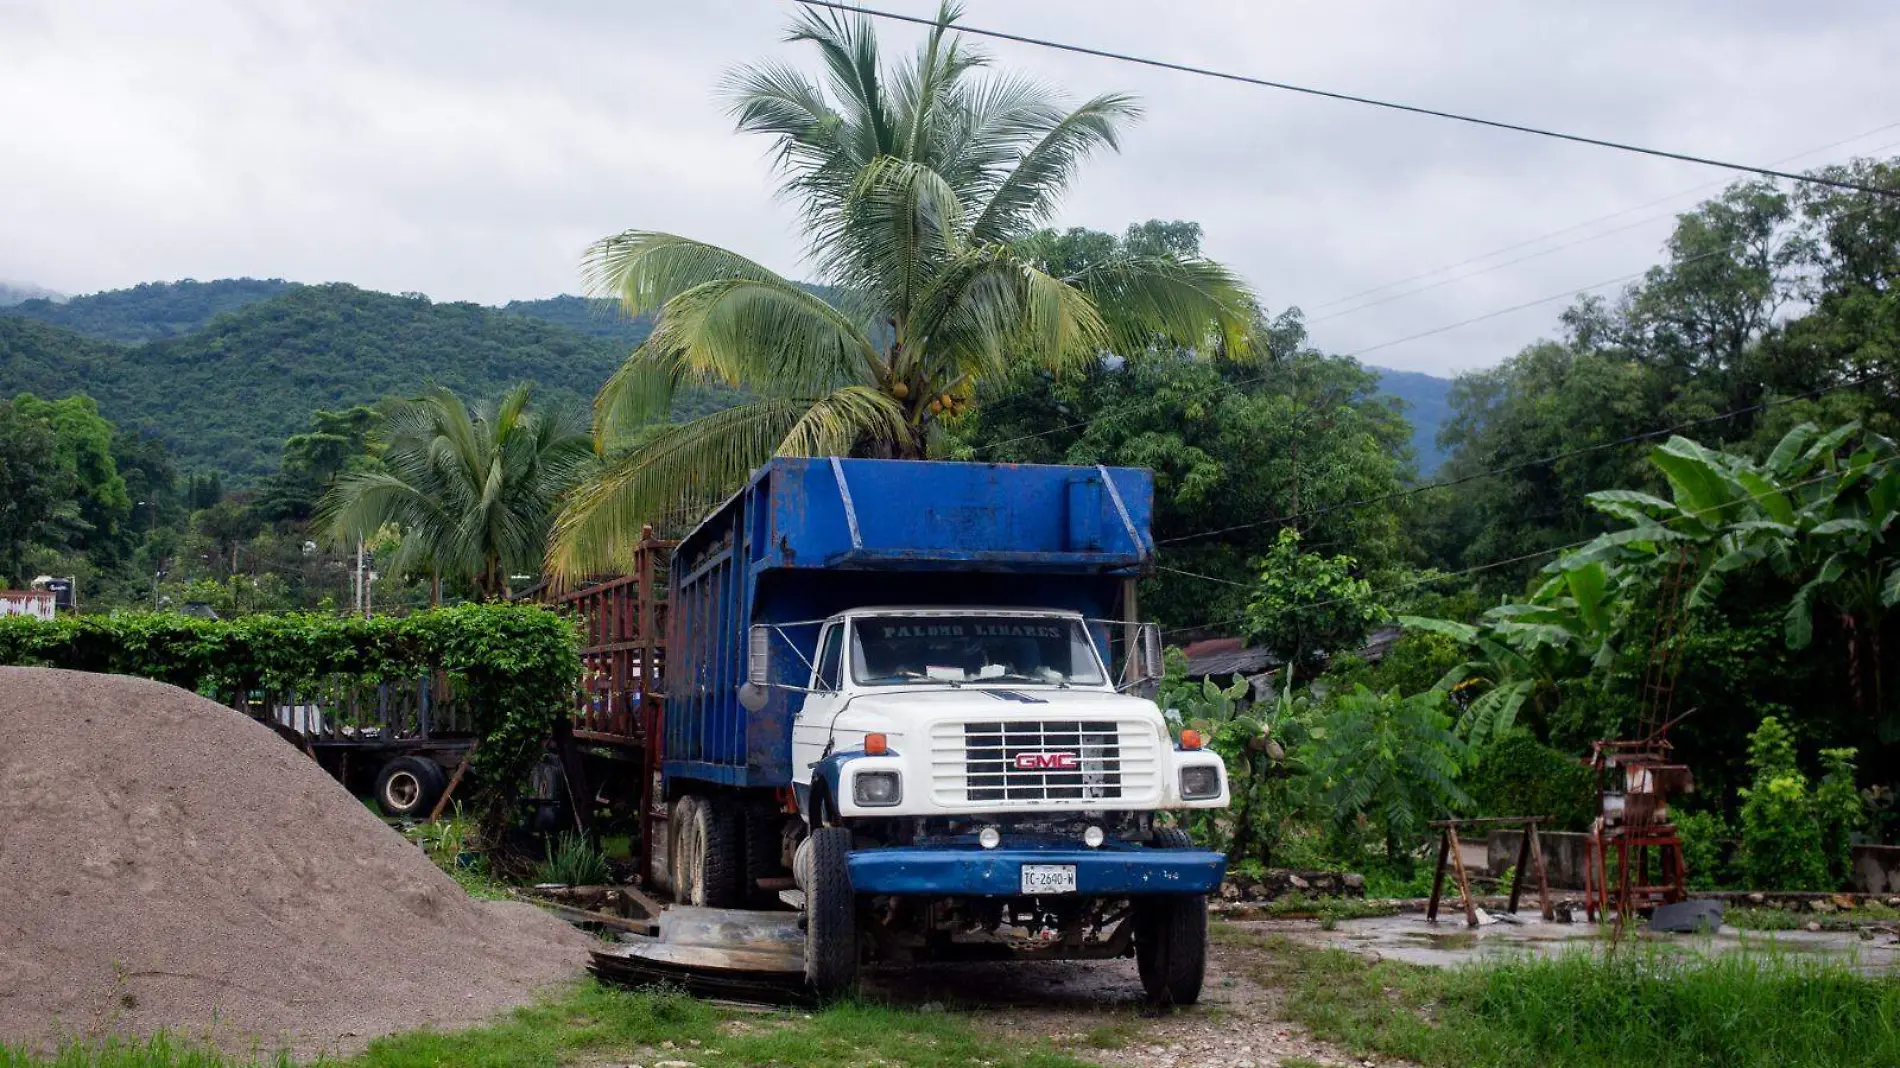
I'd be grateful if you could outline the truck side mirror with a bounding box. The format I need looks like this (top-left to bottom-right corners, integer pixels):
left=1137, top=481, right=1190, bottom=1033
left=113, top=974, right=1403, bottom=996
left=739, top=624, right=772, bottom=712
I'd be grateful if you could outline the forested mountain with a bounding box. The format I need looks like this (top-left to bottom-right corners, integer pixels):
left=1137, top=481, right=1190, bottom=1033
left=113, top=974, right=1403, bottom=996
left=5, top=278, right=290, bottom=341
left=1367, top=367, right=1452, bottom=473
left=3, top=277, right=1454, bottom=482
left=0, top=283, right=740, bottom=481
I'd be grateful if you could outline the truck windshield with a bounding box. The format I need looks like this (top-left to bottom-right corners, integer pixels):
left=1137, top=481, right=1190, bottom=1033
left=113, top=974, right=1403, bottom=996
left=850, top=615, right=1107, bottom=687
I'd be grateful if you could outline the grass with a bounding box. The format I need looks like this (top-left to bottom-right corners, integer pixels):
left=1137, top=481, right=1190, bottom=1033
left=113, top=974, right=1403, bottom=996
left=1215, top=926, right=1900, bottom=1068
left=1726, top=901, right=1899, bottom=931
left=1261, top=896, right=1401, bottom=925
left=1, top=982, right=1099, bottom=1068
left=533, top=832, right=611, bottom=887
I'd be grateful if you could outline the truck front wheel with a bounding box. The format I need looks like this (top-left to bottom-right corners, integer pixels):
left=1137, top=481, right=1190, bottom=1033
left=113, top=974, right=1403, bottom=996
left=1134, top=893, right=1208, bottom=1006
left=804, top=826, right=858, bottom=997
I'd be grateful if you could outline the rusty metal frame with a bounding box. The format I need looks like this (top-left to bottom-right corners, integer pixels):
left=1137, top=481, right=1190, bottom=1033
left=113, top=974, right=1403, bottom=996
left=1426, top=816, right=1554, bottom=926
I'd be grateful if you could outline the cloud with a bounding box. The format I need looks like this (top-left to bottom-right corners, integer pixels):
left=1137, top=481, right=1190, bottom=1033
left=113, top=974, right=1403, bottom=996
left=3, top=0, right=1895, bottom=376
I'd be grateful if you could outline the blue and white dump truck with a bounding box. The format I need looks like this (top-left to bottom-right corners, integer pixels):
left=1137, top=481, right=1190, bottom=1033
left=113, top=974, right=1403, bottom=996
left=645, top=457, right=1229, bottom=1001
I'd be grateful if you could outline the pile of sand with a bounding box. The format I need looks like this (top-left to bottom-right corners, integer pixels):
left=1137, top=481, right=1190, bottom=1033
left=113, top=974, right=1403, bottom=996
left=0, top=667, right=592, bottom=1056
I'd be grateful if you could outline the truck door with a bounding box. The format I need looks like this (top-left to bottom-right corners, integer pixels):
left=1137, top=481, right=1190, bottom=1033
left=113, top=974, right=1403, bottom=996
left=791, top=620, right=847, bottom=790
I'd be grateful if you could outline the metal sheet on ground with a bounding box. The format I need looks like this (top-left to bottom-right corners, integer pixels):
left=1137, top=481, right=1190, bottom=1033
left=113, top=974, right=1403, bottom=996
left=591, top=906, right=809, bottom=1004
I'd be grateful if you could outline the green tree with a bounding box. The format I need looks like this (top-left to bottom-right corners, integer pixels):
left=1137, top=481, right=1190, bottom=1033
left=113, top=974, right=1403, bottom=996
left=254, top=405, right=381, bottom=521
left=1243, top=528, right=1384, bottom=677
left=10, top=392, right=134, bottom=568
left=548, top=4, right=1254, bottom=576
left=322, top=386, right=592, bottom=599
left=1312, top=685, right=1469, bottom=862
left=1736, top=716, right=1831, bottom=891
left=0, top=398, right=69, bottom=583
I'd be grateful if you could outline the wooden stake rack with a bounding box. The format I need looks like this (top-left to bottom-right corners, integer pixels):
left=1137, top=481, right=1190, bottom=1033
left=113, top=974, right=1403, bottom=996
left=1426, top=816, right=1554, bottom=927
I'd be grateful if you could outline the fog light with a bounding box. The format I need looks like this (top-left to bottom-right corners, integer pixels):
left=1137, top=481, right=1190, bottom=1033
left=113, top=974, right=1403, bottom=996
left=1083, top=825, right=1106, bottom=848
left=853, top=770, right=901, bottom=807
left=978, top=825, right=1002, bottom=849
left=1180, top=764, right=1221, bottom=800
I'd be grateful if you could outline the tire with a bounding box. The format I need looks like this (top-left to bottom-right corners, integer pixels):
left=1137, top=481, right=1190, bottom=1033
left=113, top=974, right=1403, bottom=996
left=1134, top=894, right=1208, bottom=1007
left=669, top=796, right=701, bottom=905
left=375, top=756, right=445, bottom=819
left=696, top=795, right=745, bottom=908
left=804, top=826, right=858, bottom=998
left=1153, top=825, right=1195, bottom=849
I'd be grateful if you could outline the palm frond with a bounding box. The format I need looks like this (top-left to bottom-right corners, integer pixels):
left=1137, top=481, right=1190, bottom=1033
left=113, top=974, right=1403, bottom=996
left=1066, top=254, right=1255, bottom=358
left=581, top=232, right=790, bottom=320
left=548, top=393, right=895, bottom=578
left=966, top=93, right=1141, bottom=243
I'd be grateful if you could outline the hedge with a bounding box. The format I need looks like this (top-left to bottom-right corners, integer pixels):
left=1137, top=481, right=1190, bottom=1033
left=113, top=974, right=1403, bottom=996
left=0, top=604, right=581, bottom=823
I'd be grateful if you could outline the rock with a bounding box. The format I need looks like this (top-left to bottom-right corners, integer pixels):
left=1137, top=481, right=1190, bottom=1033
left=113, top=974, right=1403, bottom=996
left=1220, top=881, right=1241, bottom=901
left=1888, top=897, right=1900, bottom=908
left=1343, top=873, right=1366, bottom=890
left=1288, top=874, right=1310, bottom=890
left=1807, top=921, right=1823, bottom=932
left=1811, top=899, right=1837, bottom=913
left=1748, top=892, right=1766, bottom=904
left=1245, top=883, right=1270, bottom=901
left=654, top=1062, right=697, bottom=1068
left=1833, top=893, right=1858, bottom=910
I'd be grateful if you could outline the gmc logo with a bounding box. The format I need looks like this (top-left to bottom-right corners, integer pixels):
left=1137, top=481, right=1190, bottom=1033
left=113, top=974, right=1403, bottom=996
left=1014, top=752, right=1079, bottom=771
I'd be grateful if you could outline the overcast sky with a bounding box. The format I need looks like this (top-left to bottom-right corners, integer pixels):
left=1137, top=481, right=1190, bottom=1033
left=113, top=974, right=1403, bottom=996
left=4, top=0, right=1897, bottom=376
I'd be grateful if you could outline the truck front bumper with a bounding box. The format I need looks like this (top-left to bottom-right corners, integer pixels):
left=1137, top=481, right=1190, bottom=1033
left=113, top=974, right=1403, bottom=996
left=846, top=844, right=1227, bottom=897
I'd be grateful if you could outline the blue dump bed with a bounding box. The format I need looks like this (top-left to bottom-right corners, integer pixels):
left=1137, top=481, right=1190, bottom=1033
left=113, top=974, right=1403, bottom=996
left=663, top=458, right=1154, bottom=788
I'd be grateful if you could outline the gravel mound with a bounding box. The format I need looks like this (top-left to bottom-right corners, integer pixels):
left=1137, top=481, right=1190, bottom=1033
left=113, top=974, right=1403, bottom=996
left=0, top=667, right=591, bottom=1056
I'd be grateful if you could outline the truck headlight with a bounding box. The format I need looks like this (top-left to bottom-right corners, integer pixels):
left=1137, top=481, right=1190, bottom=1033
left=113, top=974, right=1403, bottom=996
left=1179, top=765, right=1221, bottom=801
left=853, top=770, right=902, bottom=807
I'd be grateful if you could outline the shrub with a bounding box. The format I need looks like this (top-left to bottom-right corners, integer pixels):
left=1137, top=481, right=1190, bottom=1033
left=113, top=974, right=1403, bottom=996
left=1463, top=729, right=1596, bottom=830
left=1736, top=716, right=1835, bottom=891
left=535, top=831, right=611, bottom=886
left=1672, top=808, right=1737, bottom=890
left=0, top=604, right=580, bottom=827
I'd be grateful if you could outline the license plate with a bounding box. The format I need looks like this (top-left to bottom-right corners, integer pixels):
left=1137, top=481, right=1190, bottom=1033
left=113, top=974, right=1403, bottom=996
left=1020, top=864, right=1077, bottom=894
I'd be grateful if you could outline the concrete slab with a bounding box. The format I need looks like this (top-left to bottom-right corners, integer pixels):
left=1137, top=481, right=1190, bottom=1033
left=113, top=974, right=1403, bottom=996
left=1230, top=912, right=1900, bottom=974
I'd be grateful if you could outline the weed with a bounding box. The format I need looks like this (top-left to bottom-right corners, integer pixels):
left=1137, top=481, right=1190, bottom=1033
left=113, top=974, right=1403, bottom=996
left=533, top=831, right=610, bottom=887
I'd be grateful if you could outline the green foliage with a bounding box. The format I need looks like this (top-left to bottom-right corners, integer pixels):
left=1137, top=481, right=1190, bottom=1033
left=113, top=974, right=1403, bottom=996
left=1222, top=929, right=1900, bottom=1068
left=1310, top=685, right=1469, bottom=860
left=0, top=605, right=579, bottom=826
left=1244, top=528, right=1386, bottom=674
left=959, top=333, right=1416, bottom=632
left=1736, top=716, right=1833, bottom=891
left=1814, top=747, right=1865, bottom=884
left=1462, top=729, right=1595, bottom=830
left=534, top=831, right=612, bottom=887
left=0, top=397, right=68, bottom=583
left=1672, top=808, right=1737, bottom=890
left=321, top=386, right=593, bottom=598
left=12, top=392, right=134, bottom=566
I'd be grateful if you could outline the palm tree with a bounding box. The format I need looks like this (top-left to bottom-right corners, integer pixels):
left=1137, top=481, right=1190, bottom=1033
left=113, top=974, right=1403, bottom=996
left=548, top=2, right=1256, bottom=576
left=321, top=386, right=593, bottom=600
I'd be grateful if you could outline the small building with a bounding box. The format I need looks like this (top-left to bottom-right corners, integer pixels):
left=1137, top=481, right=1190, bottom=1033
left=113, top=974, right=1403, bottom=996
left=0, top=590, right=57, bottom=621
left=1180, top=624, right=1407, bottom=700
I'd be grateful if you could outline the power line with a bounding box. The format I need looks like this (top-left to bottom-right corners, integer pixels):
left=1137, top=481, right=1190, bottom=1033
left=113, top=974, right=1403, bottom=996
left=1162, top=464, right=1854, bottom=638
left=794, top=1, right=1900, bottom=200
left=1157, top=367, right=1897, bottom=547
left=1306, top=123, right=1900, bottom=312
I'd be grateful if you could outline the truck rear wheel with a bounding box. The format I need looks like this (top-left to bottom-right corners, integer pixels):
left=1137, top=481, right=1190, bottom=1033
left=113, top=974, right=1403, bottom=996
left=804, top=826, right=857, bottom=998
left=674, top=794, right=745, bottom=908
left=374, top=756, right=445, bottom=819
left=1134, top=893, right=1208, bottom=1007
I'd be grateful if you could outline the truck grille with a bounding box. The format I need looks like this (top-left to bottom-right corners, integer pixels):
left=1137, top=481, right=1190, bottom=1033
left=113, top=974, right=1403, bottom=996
left=930, top=719, right=1162, bottom=806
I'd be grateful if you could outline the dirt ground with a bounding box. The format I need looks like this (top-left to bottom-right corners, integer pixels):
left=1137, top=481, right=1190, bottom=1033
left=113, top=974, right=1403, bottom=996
left=860, top=941, right=1389, bottom=1068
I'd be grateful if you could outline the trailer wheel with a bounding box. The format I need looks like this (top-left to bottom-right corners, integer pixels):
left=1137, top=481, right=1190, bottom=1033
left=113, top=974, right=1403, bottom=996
left=375, top=756, right=445, bottom=819
left=695, top=795, right=745, bottom=908
left=1134, top=893, right=1208, bottom=1007
left=1152, top=825, right=1194, bottom=848
left=804, top=826, right=857, bottom=998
